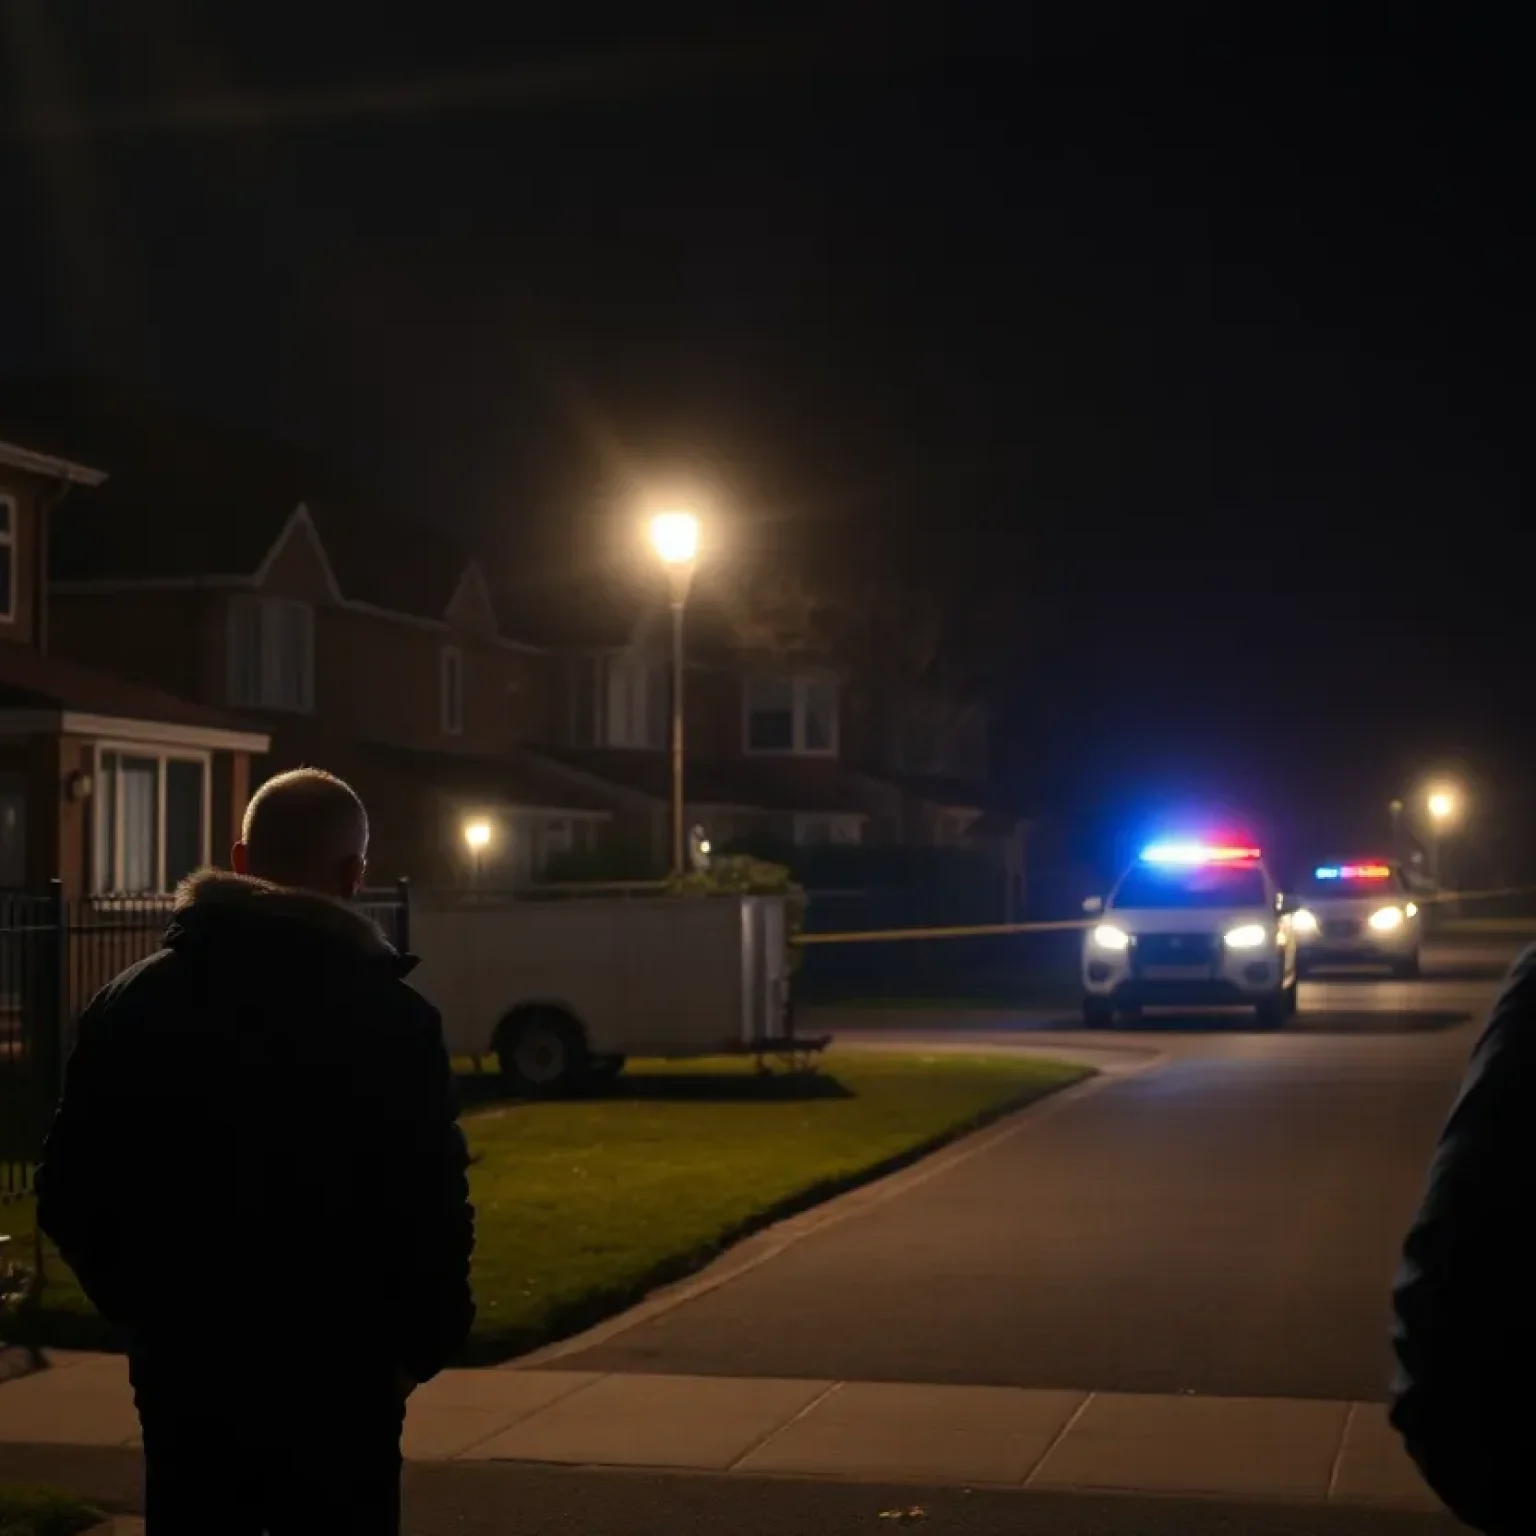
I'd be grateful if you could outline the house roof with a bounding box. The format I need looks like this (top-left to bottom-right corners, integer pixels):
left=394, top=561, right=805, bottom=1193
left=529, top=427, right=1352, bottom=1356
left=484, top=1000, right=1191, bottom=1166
left=530, top=747, right=880, bottom=814
left=0, top=643, right=269, bottom=743
left=0, top=377, right=493, bottom=628
left=859, top=771, right=1031, bottom=819
left=361, top=742, right=617, bottom=815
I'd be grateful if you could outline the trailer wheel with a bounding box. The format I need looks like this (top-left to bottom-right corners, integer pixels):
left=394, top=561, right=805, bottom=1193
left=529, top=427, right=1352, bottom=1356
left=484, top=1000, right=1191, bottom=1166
left=496, top=1008, right=586, bottom=1097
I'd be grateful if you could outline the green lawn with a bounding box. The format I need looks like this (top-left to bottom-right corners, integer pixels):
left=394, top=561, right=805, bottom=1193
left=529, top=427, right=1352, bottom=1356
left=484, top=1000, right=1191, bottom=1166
left=5, top=1051, right=1088, bottom=1362
left=0, top=1489, right=104, bottom=1536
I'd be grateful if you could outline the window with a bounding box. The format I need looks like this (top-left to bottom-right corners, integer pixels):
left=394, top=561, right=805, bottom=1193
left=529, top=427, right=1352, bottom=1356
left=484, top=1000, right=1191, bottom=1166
left=441, top=647, right=464, bottom=735
left=541, top=818, right=575, bottom=866
left=93, top=749, right=207, bottom=894
left=0, top=494, right=14, bottom=622
left=745, top=676, right=839, bottom=756
left=794, top=813, right=863, bottom=847
left=227, top=597, right=314, bottom=712
left=602, top=656, right=666, bottom=749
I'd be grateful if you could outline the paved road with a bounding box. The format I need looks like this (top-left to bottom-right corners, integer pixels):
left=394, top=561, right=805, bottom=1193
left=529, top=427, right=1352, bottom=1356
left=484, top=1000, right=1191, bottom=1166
left=0, top=1443, right=1463, bottom=1535
left=550, top=935, right=1518, bottom=1403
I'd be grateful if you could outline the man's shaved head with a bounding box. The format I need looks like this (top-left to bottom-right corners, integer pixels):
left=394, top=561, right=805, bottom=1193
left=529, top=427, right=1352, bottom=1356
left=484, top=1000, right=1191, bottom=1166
left=234, top=768, right=369, bottom=896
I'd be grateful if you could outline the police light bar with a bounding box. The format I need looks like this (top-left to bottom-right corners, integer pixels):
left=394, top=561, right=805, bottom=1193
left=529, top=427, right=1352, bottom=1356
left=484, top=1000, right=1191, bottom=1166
left=1314, top=862, right=1391, bottom=881
left=1141, top=842, right=1262, bottom=866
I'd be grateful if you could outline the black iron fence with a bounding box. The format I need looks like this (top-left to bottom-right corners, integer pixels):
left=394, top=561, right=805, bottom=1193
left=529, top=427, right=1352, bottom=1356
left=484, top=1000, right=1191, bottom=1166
left=1, top=881, right=409, bottom=1208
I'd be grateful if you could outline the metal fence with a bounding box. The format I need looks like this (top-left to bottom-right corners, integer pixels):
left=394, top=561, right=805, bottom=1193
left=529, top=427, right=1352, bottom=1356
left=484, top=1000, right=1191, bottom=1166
left=0, top=880, right=409, bottom=1208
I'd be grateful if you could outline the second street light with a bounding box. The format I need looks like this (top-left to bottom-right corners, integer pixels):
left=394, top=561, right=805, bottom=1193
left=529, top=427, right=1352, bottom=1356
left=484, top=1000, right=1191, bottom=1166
left=1425, top=784, right=1462, bottom=893
left=649, top=511, right=700, bottom=876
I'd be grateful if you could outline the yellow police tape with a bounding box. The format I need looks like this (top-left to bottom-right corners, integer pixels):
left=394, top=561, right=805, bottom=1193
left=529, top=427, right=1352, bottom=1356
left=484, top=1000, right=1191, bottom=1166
left=797, top=917, right=1092, bottom=946
left=794, top=886, right=1536, bottom=947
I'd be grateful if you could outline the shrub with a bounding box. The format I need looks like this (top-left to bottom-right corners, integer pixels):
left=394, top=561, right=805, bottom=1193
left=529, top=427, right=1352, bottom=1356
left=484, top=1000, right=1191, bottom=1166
left=666, top=855, right=807, bottom=973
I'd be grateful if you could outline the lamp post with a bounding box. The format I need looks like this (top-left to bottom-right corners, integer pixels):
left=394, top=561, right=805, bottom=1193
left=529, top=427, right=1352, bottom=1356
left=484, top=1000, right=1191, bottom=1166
left=1425, top=787, right=1460, bottom=894
left=463, top=818, right=492, bottom=890
left=649, top=511, right=700, bottom=876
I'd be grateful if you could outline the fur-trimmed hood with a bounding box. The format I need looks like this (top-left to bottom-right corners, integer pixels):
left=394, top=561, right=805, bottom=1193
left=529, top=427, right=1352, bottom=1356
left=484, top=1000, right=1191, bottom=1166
left=170, top=868, right=394, bottom=958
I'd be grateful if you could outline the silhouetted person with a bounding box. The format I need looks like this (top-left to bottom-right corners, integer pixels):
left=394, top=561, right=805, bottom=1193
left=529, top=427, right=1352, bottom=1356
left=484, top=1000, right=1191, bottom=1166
left=1391, top=947, right=1535, bottom=1533
left=37, top=768, right=475, bottom=1535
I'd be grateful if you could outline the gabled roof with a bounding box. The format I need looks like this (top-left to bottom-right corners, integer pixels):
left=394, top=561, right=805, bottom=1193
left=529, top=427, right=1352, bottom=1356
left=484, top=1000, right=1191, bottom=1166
left=0, top=376, right=513, bottom=633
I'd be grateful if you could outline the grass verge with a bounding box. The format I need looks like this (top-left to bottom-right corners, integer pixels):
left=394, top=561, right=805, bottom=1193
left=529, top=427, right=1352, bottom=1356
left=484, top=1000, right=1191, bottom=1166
left=5, top=1051, right=1089, bottom=1364
left=0, top=1488, right=104, bottom=1536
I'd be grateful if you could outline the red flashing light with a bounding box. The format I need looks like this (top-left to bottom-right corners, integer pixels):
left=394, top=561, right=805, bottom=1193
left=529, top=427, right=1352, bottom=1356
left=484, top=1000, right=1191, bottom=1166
left=1340, top=862, right=1391, bottom=880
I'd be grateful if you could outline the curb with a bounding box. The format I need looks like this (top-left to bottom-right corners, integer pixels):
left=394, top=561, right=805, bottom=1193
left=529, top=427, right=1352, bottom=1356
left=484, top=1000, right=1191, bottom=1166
left=515, top=1047, right=1162, bottom=1369
left=0, top=1343, right=41, bottom=1387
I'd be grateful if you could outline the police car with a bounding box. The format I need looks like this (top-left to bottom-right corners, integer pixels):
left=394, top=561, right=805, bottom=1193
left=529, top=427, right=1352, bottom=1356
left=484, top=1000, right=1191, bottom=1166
left=1081, top=841, right=1299, bottom=1029
left=1291, top=860, right=1422, bottom=978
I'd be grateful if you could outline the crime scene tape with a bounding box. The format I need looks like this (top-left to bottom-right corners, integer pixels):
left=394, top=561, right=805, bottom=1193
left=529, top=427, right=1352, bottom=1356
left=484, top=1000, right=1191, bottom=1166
left=795, top=886, right=1536, bottom=947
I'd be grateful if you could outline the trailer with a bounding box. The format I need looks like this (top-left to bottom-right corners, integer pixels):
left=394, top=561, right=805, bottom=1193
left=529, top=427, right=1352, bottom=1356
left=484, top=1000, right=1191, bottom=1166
left=404, top=893, right=826, bottom=1093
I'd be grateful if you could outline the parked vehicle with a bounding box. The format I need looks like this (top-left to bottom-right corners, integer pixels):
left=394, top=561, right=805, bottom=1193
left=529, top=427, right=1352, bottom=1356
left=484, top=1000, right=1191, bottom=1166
left=1081, top=839, right=1300, bottom=1029
left=405, top=893, right=814, bottom=1093
left=1291, top=859, right=1423, bottom=977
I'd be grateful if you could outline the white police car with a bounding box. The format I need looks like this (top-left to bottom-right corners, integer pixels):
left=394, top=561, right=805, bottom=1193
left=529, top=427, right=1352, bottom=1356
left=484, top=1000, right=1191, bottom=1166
left=1081, top=841, right=1299, bottom=1029
left=1291, top=860, right=1422, bottom=978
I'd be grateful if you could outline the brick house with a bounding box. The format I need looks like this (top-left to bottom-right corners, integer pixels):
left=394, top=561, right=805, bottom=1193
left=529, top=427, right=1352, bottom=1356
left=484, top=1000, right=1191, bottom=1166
left=510, top=572, right=1027, bottom=884
left=48, top=487, right=615, bottom=888
left=10, top=379, right=1024, bottom=892
left=0, top=433, right=270, bottom=897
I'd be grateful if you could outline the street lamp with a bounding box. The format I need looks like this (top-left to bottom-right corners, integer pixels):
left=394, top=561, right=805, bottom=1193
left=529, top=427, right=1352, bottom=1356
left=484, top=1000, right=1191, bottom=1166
left=463, top=818, right=492, bottom=888
left=649, top=511, right=700, bottom=876
left=1424, top=786, right=1462, bottom=893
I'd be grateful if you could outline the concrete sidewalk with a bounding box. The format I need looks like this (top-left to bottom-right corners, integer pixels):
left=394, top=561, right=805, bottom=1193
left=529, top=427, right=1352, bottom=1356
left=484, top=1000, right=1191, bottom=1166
left=0, top=1351, right=1438, bottom=1512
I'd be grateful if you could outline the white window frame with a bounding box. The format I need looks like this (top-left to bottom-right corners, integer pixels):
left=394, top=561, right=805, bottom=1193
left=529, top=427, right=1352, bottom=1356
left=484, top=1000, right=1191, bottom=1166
left=793, top=813, right=864, bottom=847
left=743, top=675, right=839, bottom=757
left=440, top=646, right=464, bottom=736
left=91, top=743, right=212, bottom=896
left=0, top=493, right=15, bottom=622
left=226, top=596, right=315, bottom=713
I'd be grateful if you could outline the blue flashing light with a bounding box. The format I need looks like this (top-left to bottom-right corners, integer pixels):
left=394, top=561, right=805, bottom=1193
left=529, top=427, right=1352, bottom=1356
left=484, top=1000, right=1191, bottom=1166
left=1141, top=841, right=1262, bottom=866
left=1142, top=842, right=1209, bottom=865
left=1314, top=866, right=1341, bottom=880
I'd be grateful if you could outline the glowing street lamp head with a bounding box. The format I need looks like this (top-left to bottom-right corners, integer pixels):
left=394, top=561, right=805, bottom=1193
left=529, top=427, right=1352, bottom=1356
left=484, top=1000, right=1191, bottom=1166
left=1426, top=789, right=1458, bottom=823
left=649, top=511, right=700, bottom=567
left=463, top=819, right=493, bottom=852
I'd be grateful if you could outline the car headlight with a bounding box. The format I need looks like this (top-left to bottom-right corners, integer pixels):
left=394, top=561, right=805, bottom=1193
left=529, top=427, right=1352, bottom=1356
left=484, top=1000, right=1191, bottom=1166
left=1091, top=923, right=1131, bottom=952
left=1369, top=905, right=1405, bottom=932
left=1292, top=909, right=1318, bottom=936
left=1405, top=901, right=1418, bottom=918
left=1224, top=923, right=1268, bottom=949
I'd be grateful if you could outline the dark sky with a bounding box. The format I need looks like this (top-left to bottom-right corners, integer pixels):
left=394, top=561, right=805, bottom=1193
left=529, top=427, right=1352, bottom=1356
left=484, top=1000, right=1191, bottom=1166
left=0, top=4, right=1528, bottom=848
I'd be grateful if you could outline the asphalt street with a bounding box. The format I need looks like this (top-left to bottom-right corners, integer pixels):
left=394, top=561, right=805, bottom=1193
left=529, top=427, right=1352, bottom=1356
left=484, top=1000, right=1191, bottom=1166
left=0, top=1443, right=1464, bottom=1536
left=550, top=935, right=1516, bottom=1404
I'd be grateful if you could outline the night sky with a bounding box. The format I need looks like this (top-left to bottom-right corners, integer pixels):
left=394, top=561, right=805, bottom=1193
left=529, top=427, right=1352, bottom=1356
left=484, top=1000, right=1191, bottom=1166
left=0, top=6, right=1528, bottom=862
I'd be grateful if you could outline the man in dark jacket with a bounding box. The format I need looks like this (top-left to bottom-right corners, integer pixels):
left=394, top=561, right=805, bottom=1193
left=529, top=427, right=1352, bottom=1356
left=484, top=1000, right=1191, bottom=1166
left=37, top=767, right=475, bottom=1535
left=1391, top=944, right=1536, bottom=1533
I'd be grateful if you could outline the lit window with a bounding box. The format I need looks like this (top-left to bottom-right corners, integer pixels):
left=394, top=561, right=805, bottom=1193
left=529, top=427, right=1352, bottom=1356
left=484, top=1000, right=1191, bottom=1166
left=441, top=647, right=464, bottom=735
left=93, top=750, right=207, bottom=894
left=227, top=597, right=314, bottom=712
left=745, top=676, right=839, bottom=756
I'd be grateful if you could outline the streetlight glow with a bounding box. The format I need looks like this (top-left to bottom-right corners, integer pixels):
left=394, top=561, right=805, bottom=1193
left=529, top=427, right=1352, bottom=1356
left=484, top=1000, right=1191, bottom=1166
left=1427, top=789, right=1458, bottom=823
left=649, top=511, right=700, bottom=567
left=463, top=819, right=492, bottom=851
